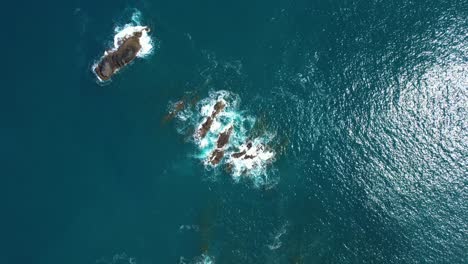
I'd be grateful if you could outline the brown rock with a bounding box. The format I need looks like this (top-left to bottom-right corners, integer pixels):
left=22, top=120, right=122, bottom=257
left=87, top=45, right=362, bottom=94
left=217, top=126, right=233, bottom=149
left=198, top=101, right=226, bottom=139
left=209, top=149, right=225, bottom=165
left=231, top=150, right=246, bottom=158
left=198, top=117, right=214, bottom=139
left=208, top=125, right=233, bottom=165
left=94, top=29, right=148, bottom=81
left=212, top=101, right=225, bottom=116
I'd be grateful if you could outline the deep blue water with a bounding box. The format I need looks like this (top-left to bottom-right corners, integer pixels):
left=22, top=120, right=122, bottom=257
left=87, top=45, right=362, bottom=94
left=2, top=0, right=467, bottom=263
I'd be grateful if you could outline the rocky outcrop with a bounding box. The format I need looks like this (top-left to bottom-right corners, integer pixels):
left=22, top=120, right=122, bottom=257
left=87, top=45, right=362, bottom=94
left=163, top=94, right=199, bottom=123
left=209, top=126, right=233, bottom=165
left=94, top=27, right=149, bottom=81
left=198, top=101, right=225, bottom=139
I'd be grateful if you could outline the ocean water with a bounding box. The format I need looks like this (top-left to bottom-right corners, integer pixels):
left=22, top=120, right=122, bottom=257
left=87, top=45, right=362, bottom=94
left=2, top=0, right=467, bottom=263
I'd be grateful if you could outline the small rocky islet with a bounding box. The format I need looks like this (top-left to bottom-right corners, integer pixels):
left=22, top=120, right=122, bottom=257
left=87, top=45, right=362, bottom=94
left=94, top=27, right=150, bottom=81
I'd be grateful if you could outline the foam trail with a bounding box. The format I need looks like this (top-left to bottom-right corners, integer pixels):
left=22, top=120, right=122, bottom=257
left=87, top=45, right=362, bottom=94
left=195, top=254, right=215, bottom=264
left=179, top=254, right=214, bottom=264
left=267, top=222, right=289, bottom=250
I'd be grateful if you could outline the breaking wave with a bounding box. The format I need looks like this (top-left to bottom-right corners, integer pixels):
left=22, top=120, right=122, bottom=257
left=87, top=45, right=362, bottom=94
left=113, top=11, right=153, bottom=58
left=179, top=254, right=215, bottom=264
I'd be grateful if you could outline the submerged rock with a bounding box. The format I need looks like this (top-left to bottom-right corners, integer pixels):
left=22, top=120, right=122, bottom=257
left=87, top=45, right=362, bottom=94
left=163, top=100, right=185, bottom=122
left=163, top=94, right=199, bottom=123
left=94, top=27, right=150, bottom=81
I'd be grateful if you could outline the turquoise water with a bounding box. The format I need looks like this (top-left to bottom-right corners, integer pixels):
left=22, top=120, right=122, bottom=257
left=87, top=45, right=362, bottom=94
left=2, top=0, right=467, bottom=263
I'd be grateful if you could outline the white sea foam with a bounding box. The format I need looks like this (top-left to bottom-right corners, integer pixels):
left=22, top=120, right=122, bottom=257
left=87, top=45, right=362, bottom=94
left=179, top=254, right=215, bottom=264
left=227, top=137, right=275, bottom=180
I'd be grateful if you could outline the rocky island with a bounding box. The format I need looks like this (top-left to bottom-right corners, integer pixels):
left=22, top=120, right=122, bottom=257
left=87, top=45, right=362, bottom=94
left=94, top=27, right=150, bottom=81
